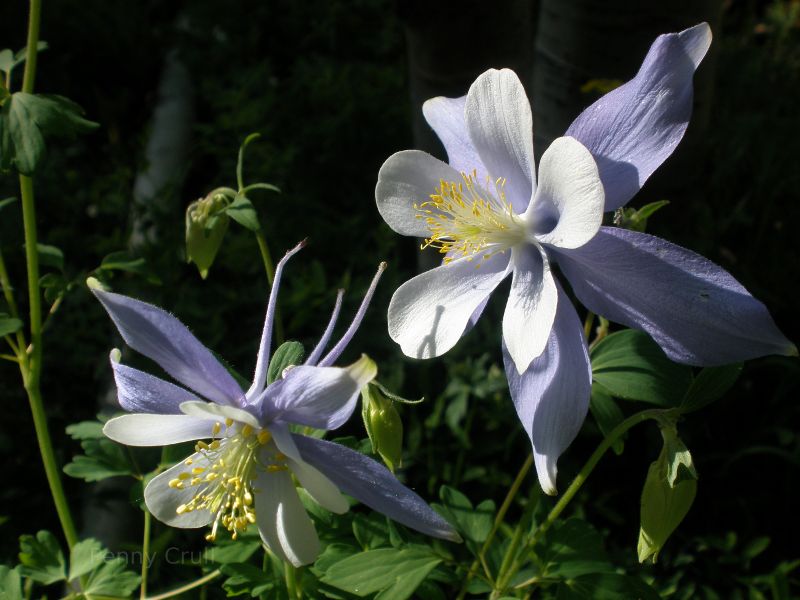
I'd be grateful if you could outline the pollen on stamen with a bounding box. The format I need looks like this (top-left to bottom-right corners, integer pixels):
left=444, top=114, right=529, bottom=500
left=414, top=169, right=524, bottom=264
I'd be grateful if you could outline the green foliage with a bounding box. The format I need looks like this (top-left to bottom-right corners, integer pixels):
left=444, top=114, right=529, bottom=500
left=63, top=419, right=136, bottom=481
left=435, top=486, right=494, bottom=547
left=14, top=532, right=140, bottom=597
left=680, top=363, right=743, bottom=413
left=0, top=92, right=97, bottom=175
left=321, top=546, right=442, bottom=600
left=588, top=384, right=624, bottom=454
left=590, top=330, right=693, bottom=406
left=0, top=565, right=23, bottom=600
left=17, top=530, right=66, bottom=584
left=267, top=340, right=305, bottom=384
left=226, top=193, right=261, bottom=232
left=613, top=200, right=670, bottom=233
left=98, top=250, right=162, bottom=285
left=0, top=313, right=23, bottom=337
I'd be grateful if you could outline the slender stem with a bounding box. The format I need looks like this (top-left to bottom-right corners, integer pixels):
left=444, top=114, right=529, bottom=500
left=139, top=510, right=152, bottom=599
left=284, top=563, right=299, bottom=600
left=456, top=454, right=533, bottom=600
left=491, top=493, right=537, bottom=598
left=255, top=230, right=283, bottom=344
left=16, top=0, right=80, bottom=552
left=21, top=0, right=41, bottom=95
left=0, top=248, right=28, bottom=359
left=145, top=570, right=221, bottom=600
left=505, top=408, right=671, bottom=592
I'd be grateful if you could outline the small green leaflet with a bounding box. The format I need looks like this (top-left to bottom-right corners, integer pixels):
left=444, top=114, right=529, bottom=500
left=0, top=565, right=23, bottom=600
left=0, top=313, right=23, bottom=337
left=680, top=363, right=743, bottom=413
left=18, top=531, right=66, bottom=585
left=225, top=193, right=261, bottom=232
left=0, top=92, right=98, bottom=175
left=435, top=486, right=494, bottom=546
left=63, top=420, right=135, bottom=481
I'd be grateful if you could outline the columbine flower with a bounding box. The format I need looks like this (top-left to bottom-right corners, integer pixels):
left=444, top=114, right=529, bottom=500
left=376, top=23, right=795, bottom=495
left=91, top=241, right=459, bottom=567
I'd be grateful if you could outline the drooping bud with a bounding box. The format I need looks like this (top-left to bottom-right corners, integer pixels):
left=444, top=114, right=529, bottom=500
left=361, top=380, right=410, bottom=473
left=185, top=191, right=232, bottom=279
left=638, top=424, right=698, bottom=563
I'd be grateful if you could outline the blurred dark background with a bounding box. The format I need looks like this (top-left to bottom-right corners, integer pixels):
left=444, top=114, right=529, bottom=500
left=1, top=0, right=797, bottom=596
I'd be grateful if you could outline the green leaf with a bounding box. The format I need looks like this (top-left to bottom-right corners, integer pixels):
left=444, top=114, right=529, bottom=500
left=83, top=555, right=141, bottom=597
left=556, top=573, right=660, bottom=600
left=613, top=200, right=670, bottom=233
left=371, top=380, right=424, bottom=404
left=590, top=329, right=693, bottom=406
left=204, top=539, right=260, bottom=564
left=0, top=196, right=16, bottom=212
left=68, top=538, right=106, bottom=581
left=35, top=243, right=64, bottom=271
left=353, top=513, right=391, bottom=550
left=1, top=92, right=98, bottom=175
left=267, top=340, right=305, bottom=384
left=589, top=384, right=624, bottom=455
left=221, top=562, right=275, bottom=597
left=18, top=530, right=66, bottom=584
left=225, top=193, right=261, bottom=231
left=321, top=547, right=441, bottom=599
left=64, top=423, right=134, bottom=481
left=638, top=434, right=697, bottom=563
left=537, top=519, right=615, bottom=579
left=680, top=363, right=743, bottom=413
left=241, top=182, right=281, bottom=195
left=0, top=50, right=14, bottom=73
left=437, top=486, right=494, bottom=545
left=0, top=314, right=23, bottom=337
left=99, top=250, right=161, bottom=284
left=0, top=565, right=24, bottom=600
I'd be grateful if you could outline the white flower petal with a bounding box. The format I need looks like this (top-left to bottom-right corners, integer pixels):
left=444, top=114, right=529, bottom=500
left=422, top=95, right=487, bottom=178
left=388, top=252, right=512, bottom=359
left=254, top=468, right=320, bottom=567
left=465, top=68, right=535, bottom=213
left=376, top=150, right=460, bottom=237
left=502, top=245, right=558, bottom=374
left=144, top=451, right=214, bottom=528
left=288, top=457, right=349, bottom=514
left=103, top=414, right=214, bottom=447
left=179, top=401, right=260, bottom=429
left=529, top=137, right=604, bottom=250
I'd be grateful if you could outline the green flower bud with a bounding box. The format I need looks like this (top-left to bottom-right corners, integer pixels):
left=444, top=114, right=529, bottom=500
left=361, top=382, right=403, bottom=473
left=185, top=192, right=231, bottom=279
left=638, top=425, right=698, bottom=563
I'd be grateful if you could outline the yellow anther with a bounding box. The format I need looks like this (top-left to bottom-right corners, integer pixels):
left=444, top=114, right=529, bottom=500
left=176, top=504, right=188, bottom=514
left=184, top=458, right=194, bottom=465
left=191, top=477, right=202, bottom=486
left=168, top=478, right=182, bottom=488
left=178, top=472, right=190, bottom=480
left=257, top=430, right=272, bottom=444
left=212, top=422, right=221, bottom=436
left=192, top=467, right=205, bottom=475
left=209, top=440, right=221, bottom=450
left=275, top=452, right=286, bottom=461
left=225, top=418, right=234, bottom=427
left=205, top=533, right=216, bottom=542
left=241, top=425, right=253, bottom=437
left=196, top=441, right=209, bottom=450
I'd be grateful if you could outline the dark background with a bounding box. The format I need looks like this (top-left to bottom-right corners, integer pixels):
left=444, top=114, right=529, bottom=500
left=1, top=0, right=797, bottom=596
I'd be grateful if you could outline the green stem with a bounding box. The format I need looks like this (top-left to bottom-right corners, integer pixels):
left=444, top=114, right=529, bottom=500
left=582, top=311, right=595, bottom=341
left=456, top=454, right=533, bottom=600
left=505, top=408, right=672, bottom=593
left=490, top=493, right=538, bottom=598
left=284, top=563, right=299, bottom=600
left=255, top=230, right=283, bottom=344
left=145, top=570, right=221, bottom=600
left=140, top=510, right=152, bottom=600
left=17, top=0, right=80, bottom=552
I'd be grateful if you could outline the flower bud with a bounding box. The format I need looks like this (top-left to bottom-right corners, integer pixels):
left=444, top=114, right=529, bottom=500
left=185, top=192, right=231, bottom=279
left=361, top=382, right=403, bottom=473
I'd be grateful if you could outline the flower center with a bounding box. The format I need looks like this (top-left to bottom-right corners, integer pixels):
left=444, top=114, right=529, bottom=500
left=415, top=170, right=525, bottom=264
left=169, top=419, right=287, bottom=541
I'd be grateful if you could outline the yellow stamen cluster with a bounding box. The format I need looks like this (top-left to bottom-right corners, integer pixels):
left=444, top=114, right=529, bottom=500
left=170, top=420, right=287, bottom=541
left=414, top=170, right=525, bottom=264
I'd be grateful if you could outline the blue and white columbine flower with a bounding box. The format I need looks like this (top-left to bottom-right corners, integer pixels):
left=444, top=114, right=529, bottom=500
left=92, top=242, right=459, bottom=566
left=376, top=24, right=795, bottom=495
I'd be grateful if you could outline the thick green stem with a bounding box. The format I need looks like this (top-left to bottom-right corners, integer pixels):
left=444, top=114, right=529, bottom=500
left=145, top=570, right=221, bottom=600
left=140, top=510, right=152, bottom=599
left=505, top=408, right=672, bottom=593
left=456, top=454, right=533, bottom=600
left=17, top=0, right=80, bottom=552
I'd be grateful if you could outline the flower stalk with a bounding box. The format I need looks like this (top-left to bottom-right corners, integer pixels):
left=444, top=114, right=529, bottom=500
left=17, top=0, right=80, bottom=551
